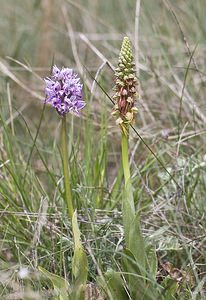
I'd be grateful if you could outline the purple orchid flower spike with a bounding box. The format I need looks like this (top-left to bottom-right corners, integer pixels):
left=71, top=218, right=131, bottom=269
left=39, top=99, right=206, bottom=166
left=44, top=65, right=85, bottom=116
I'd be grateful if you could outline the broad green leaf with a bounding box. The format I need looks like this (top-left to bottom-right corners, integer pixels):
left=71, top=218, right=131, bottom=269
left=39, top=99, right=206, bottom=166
left=122, top=249, right=160, bottom=300
left=38, top=266, right=70, bottom=300
left=161, top=277, right=178, bottom=300
left=72, top=210, right=82, bottom=249
left=146, top=245, right=158, bottom=278
left=72, top=211, right=88, bottom=281
left=110, top=165, right=123, bottom=208
left=122, top=248, right=141, bottom=275
left=70, top=283, right=86, bottom=300
left=104, top=269, right=128, bottom=300
left=72, top=247, right=88, bottom=283
left=71, top=211, right=88, bottom=299
left=128, top=213, right=146, bottom=272
left=122, top=248, right=144, bottom=299
left=122, top=180, right=135, bottom=247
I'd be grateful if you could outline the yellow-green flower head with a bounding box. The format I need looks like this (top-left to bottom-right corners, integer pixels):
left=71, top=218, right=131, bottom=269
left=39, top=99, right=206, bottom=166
left=112, top=37, right=139, bottom=134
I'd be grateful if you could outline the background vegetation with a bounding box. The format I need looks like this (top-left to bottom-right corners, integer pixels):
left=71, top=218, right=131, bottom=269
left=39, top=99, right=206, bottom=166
left=0, top=0, right=206, bottom=299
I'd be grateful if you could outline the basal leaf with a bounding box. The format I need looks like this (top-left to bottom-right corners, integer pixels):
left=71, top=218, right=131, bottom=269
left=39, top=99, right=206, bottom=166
left=122, top=179, right=135, bottom=247
left=38, top=266, right=70, bottom=300
left=146, top=245, right=158, bottom=279
left=71, top=211, right=88, bottom=299
left=128, top=213, right=146, bottom=271
left=122, top=248, right=160, bottom=300
left=104, top=269, right=128, bottom=300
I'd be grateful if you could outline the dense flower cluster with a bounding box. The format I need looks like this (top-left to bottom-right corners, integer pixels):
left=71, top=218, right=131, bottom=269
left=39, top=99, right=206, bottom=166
left=112, top=37, right=138, bottom=134
left=44, top=66, right=85, bottom=116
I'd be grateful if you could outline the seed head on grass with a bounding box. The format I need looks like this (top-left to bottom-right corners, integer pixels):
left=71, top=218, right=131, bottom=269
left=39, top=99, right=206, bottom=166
left=44, top=65, right=85, bottom=116
left=112, top=37, right=138, bottom=134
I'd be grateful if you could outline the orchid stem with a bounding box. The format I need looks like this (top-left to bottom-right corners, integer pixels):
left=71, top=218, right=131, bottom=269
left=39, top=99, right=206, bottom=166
left=121, top=130, right=131, bottom=186
left=121, top=129, right=135, bottom=247
left=61, top=115, right=74, bottom=220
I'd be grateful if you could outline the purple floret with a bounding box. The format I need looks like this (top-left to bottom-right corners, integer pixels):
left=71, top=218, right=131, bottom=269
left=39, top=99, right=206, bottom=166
left=44, top=65, right=85, bottom=116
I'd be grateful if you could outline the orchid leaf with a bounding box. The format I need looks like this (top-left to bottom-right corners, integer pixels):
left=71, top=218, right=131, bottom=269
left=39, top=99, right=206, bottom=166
left=38, top=266, right=70, bottom=300
left=71, top=211, right=88, bottom=299
left=104, top=269, right=128, bottom=300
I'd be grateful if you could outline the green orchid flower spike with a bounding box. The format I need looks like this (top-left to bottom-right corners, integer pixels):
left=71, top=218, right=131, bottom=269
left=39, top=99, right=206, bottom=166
left=112, top=36, right=139, bottom=135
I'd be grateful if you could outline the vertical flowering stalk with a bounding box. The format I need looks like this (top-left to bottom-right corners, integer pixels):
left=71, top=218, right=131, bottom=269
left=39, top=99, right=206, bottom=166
left=61, top=115, right=73, bottom=219
left=44, top=65, right=85, bottom=219
left=43, top=66, right=88, bottom=297
left=112, top=37, right=139, bottom=246
left=102, top=37, right=157, bottom=300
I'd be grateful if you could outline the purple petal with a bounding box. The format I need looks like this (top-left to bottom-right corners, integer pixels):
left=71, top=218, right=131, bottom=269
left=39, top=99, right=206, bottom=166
left=44, top=65, right=85, bottom=116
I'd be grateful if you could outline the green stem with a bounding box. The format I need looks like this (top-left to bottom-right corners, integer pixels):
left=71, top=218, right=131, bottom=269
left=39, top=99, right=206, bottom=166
left=61, top=115, right=74, bottom=220
left=121, top=130, right=131, bottom=186
left=121, top=129, right=135, bottom=247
